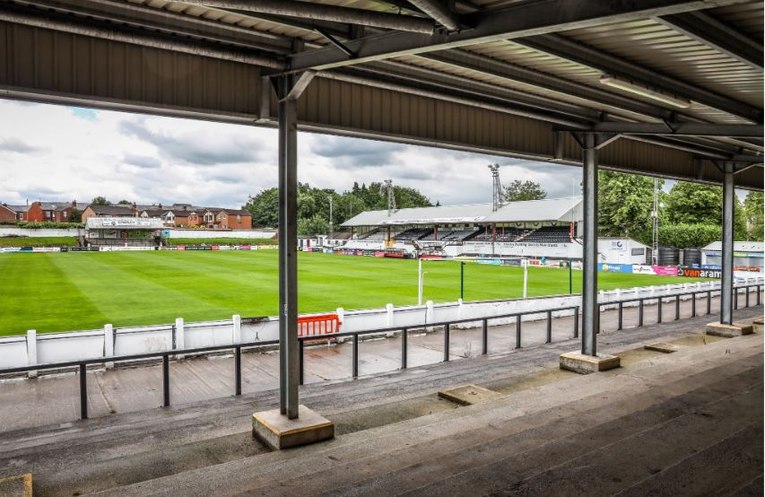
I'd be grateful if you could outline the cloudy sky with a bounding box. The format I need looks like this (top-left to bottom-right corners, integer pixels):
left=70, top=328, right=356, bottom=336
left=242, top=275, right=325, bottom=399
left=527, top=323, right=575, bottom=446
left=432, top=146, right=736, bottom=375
left=0, top=98, right=582, bottom=209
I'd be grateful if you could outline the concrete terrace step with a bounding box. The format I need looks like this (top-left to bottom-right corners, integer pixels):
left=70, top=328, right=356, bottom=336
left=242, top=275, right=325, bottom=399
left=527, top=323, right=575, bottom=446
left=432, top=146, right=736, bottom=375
left=87, top=328, right=763, bottom=497
left=1, top=307, right=760, bottom=496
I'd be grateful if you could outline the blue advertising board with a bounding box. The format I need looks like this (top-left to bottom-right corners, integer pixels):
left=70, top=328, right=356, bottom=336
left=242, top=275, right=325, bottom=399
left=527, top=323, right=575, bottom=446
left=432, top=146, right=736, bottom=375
left=597, top=263, right=633, bottom=273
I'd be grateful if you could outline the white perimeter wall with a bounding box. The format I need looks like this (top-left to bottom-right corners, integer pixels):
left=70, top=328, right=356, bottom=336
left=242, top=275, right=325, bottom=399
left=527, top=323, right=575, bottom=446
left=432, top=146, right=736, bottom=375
left=166, top=229, right=275, bottom=239
left=2, top=278, right=761, bottom=372
left=0, top=227, right=83, bottom=237
left=0, top=227, right=276, bottom=239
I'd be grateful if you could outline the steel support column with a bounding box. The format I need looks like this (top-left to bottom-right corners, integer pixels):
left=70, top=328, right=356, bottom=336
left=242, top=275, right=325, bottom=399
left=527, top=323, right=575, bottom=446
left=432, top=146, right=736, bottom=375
left=581, top=134, right=598, bottom=356
left=720, top=162, right=735, bottom=325
left=274, top=73, right=312, bottom=419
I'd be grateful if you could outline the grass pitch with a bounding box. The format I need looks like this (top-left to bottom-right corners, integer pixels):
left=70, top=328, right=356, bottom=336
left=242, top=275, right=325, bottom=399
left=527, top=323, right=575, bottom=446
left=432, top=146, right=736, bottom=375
left=0, top=250, right=705, bottom=335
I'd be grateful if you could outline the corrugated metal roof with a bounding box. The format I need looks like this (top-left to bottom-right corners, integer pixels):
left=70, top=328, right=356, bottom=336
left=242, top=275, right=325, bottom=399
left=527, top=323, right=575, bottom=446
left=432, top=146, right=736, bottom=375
left=342, top=203, right=491, bottom=227
left=2, top=0, right=761, bottom=189
left=562, top=18, right=762, bottom=111
left=484, top=197, right=582, bottom=223
left=342, top=197, right=582, bottom=226
left=702, top=241, right=765, bottom=252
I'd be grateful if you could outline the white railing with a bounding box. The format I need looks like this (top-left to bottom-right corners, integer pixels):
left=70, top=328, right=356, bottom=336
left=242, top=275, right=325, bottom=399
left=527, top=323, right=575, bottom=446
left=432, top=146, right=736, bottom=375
left=1, top=278, right=761, bottom=373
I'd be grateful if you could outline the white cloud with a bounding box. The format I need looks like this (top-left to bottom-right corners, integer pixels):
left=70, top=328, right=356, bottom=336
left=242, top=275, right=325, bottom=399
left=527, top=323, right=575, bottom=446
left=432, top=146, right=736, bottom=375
left=0, top=99, right=582, bottom=208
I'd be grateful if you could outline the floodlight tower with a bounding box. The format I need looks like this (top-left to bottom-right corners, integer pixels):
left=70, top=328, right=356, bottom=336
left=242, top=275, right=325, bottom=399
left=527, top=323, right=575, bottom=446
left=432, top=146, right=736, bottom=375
left=651, top=177, right=659, bottom=264
left=488, top=164, right=502, bottom=211
left=328, top=195, right=333, bottom=240
left=384, top=179, right=397, bottom=216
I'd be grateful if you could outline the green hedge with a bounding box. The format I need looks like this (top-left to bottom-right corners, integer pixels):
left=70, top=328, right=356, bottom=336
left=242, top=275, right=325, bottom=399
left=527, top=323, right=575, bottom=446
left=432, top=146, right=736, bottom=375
left=658, top=223, right=721, bottom=249
left=16, top=221, right=84, bottom=229
left=0, top=237, right=78, bottom=247
left=166, top=237, right=277, bottom=246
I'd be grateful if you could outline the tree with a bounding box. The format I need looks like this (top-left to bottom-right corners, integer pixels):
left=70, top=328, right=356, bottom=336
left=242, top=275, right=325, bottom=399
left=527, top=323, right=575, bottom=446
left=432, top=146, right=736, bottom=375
left=743, top=191, right=764, bottom=241
left=298, top=214, right=328, bottom=236
left=243, top=188, right=279, bottom=227
left=664, top=182, right=721, bottom=225
left=394, top=186, right=433, bottom=209
left=658, top=223, right=721, bottom=249
left=503, top=180, right=547, bottom=202
left=351, top=182, right=432, bottom=211
left=335, top=193, right=366, bottom=225
left=597, top=171, right=658, bottom=244
left=91, top=196, right=111, bottom=206
left=117, top=199, right=132, bottom=205
left=68, top=209, right=82, bottom=223
left=245, top=182, right=432, bottom=230
left=664, top=181, right=747, bottom=240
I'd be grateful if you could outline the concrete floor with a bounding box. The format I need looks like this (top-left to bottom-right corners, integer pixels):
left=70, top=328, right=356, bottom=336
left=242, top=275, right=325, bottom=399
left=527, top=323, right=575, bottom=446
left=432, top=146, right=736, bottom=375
left=0, top=298, right=760, bottom=496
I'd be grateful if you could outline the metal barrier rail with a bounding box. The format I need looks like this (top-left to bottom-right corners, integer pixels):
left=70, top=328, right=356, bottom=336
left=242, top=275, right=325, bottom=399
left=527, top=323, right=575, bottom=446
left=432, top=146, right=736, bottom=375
left=0, top=284, right=760, bottom=421
left=599, top=284, right=761, bottom=332
left=298, top=304, right=582, bottom=385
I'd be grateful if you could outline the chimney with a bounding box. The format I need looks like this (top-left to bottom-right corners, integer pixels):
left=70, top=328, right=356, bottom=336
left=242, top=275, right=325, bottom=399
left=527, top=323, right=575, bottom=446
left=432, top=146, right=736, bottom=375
left=131, top=202, right=137, bottom=217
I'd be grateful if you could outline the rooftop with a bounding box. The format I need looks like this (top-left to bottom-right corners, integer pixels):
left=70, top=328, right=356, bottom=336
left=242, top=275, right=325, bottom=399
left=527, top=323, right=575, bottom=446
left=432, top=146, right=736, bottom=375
left=341, top=197, right=583, bottom=227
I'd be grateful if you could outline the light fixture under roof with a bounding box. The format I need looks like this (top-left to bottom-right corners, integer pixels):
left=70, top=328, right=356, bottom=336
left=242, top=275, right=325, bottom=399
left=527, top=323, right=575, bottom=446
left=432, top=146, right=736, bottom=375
left=600, top=75, right=692, bottom=109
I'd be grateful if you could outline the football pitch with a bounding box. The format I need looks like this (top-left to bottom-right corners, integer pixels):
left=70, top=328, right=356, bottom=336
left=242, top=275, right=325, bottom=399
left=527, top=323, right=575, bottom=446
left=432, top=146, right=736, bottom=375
left=0, top=250, right=705, bottom=335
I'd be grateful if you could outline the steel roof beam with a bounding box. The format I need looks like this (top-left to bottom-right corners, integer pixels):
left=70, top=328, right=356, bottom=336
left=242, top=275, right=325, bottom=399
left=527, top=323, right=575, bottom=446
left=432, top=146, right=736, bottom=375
left=421, top=50, right=677, bottom=121
left=11, top=0, right=293, bottom=53
left=364, top=61, right=602, bottom=121
left=658, top=11, right=763, bottom=70
left=222, top=10, right=353, bottom=41
left=560, top=122, right=764, bottom=137
left=407, top=0, right=462, bottom=31
left=285, top=0, right=748, bottom=72
left=379, top=0, right=429, bottom=15
left=516, top=34, right=762, bottom=123
left=0, top=5, right=284, bottom=69
left=625, top=135, right=728, bottom=160
left=179, top=0, right=436, bottom=34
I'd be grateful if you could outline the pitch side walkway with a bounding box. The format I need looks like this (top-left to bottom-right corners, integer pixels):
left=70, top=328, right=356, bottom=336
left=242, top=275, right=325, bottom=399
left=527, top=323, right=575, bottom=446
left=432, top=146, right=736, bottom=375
left=0, top=291, right=752, bottom=432
left=0, top=304, right=761, bottom=496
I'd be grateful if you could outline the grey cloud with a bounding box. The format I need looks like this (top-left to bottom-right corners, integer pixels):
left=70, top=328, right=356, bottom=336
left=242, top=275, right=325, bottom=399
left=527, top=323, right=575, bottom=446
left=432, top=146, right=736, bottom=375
left=310, top=136, right=404, bottom=167
left=0, top=138, right=46, bottom=154
left=119, top=119, right=264, bottom=166
left=123, top=153, right=162, bottom=169
left=210, top=175, right=242, bottom=184
left=385, top=165, right=435, bottom=181
left=21, top=187, right=66, bottom=198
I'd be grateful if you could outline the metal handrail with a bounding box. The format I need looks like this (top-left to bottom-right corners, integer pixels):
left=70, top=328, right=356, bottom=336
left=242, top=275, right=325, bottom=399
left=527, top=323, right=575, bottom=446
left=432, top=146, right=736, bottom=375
left=599, top=283, right=761, bottom=332
left=0, top=284, right=760, bottom=421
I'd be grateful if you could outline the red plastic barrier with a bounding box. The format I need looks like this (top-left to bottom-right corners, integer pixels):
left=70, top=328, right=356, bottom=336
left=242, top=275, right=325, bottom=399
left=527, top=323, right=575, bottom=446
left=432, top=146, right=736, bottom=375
left=297, top=313, right=342, bottom=338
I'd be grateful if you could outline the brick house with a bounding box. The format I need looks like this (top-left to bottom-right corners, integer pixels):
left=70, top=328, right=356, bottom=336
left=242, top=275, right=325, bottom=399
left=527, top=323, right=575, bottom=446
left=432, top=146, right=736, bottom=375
left=202, top=208, right=251, bottom=229
left=0, top=204, right=19, bottom=223
left=5, top=205, right=27, bottom=221
left=24, top=200, right=88, bottom=222
left=160, top=204, right=203, bottom=228
left=12, top=200, right=253, bottom=229
left=159, top=205, right=251, bottom=229
left=81, top=204, right=137, bottom=223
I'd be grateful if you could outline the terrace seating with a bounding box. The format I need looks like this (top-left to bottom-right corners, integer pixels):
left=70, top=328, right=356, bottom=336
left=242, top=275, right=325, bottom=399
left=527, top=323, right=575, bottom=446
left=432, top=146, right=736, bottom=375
left=416, top=228, right=435, bottom=239
left=473, top=228, right=529, bottom=242
left=521, top=226, right=572, bottom=243
left=394, top=228, right=432, bottom=240
left=441, top=228, right=480, bottom=241
left=359, top=230, right=386, bottom=240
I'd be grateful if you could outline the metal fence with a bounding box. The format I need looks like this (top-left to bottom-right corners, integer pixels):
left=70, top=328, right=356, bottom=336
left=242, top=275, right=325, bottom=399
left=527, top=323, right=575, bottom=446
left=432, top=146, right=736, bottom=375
left=0, top=284, right=760, bottom=422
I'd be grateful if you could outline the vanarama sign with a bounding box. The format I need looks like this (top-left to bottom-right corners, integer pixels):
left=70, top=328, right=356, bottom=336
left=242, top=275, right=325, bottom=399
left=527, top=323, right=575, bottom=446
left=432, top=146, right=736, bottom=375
left=678, top=266, right=721, bottom=278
